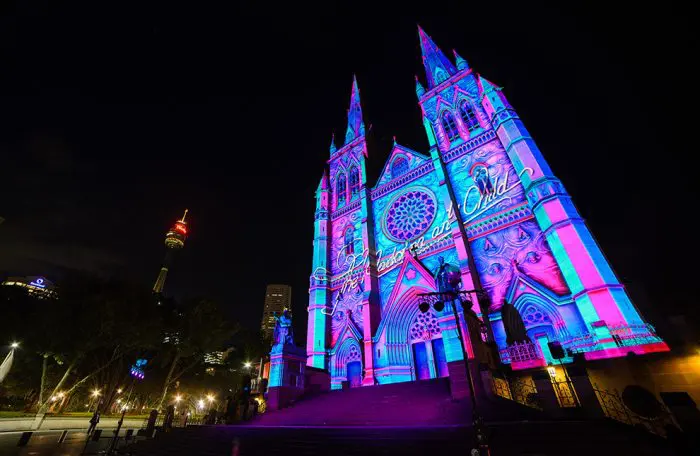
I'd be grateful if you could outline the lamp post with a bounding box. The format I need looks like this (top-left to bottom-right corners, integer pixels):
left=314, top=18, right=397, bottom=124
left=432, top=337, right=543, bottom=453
left=418, top=288, right=491, bottom=455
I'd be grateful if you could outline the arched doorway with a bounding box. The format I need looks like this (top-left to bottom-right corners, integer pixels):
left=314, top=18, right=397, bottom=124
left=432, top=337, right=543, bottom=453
left=409, top=310, right=448, bottom=380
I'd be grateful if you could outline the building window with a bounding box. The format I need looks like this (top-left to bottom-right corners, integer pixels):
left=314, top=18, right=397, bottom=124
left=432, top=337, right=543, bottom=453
left=391, top=156, right=409, bottom=179
left=459, top=100, right=479, bottom=132
left=435, top=69, right=448, bottom=85
left=471, top=164, right=493, bottom=195
left=337, top=174, right=347, bottom=206
left=349, top=166, right=360, bottom=197
left=441, top=111, right=459, bottom=141
left=344, top=227, right=355, bottom=255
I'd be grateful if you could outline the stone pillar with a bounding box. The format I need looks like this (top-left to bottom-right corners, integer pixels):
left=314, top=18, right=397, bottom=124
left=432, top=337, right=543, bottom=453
left=267, top=344, right=307, bottom=411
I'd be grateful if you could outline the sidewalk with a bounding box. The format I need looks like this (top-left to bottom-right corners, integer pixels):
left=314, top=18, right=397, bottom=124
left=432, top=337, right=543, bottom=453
left=0, top=416, right=144, bottom=433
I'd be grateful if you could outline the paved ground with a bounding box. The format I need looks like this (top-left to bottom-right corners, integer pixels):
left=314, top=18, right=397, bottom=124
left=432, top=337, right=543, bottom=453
left=0, top=428, right=140, bottom=456
left=0, top=417, right=145, bottom=433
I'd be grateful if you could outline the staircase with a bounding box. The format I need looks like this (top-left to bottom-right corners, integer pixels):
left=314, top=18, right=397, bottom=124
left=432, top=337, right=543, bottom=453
left=251, top=378, right=468, bottom=426
left=126, top=420, right=674, bottom=456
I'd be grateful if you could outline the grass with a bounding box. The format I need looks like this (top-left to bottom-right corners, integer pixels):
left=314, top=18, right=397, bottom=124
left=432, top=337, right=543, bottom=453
left=0, top=411, right=34, bottom=418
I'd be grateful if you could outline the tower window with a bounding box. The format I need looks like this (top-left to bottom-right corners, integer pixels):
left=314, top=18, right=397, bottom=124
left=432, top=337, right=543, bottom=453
left=344, top=227, right=355, bottom=255
left=349, top=166, right=360, bottom=198
left=337, top=174, right=347, bottom=206
left=391, top=156, right=409, bottom=179
left=434, top=69, right=448, bottom=85
left=459, top=100, right=479, bottom=132
left=441, top=111, right=459, bottom=141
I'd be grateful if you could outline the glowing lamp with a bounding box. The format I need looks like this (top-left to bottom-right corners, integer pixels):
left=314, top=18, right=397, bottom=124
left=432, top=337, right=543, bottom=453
left=243, top=361, right=252, bottom=369
left=10, top=342, right=19, bottom=349
left=174, top=395, right=182, bottom=403
left=433, top=301, right=445, bottom=312
left=92, top=389, right=101, bottom=397
left=419, top=302, right=430, bottom=313
left=197, top=400, right=205, bottom=409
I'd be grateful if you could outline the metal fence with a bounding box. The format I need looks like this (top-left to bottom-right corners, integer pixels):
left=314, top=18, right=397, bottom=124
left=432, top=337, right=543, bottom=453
left=592, top=384, right=677, bottom=437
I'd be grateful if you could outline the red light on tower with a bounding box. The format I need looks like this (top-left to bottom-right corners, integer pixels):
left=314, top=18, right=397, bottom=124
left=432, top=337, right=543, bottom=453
left=154, top=209, right=189, bottom=294
left=164, top=209, right=188, bottom=250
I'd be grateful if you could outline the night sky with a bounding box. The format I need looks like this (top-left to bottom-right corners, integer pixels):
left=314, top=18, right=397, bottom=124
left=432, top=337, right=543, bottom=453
left=1, top=2, right=698, bottom=336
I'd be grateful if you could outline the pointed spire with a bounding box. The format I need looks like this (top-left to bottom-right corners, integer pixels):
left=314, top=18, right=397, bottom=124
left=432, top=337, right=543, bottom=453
left=180, top=209, right=189, bottom=223
left=317, top=170, right=329, bottom=193
left=329, top=133, right=337, bottom=154
left=415, top=75, right=426, bottom=98
left=417, top=26, right=457, bottom=89
left=344, top=75, right=366, bottom=145
left=453, top=49, right=469, bottom=71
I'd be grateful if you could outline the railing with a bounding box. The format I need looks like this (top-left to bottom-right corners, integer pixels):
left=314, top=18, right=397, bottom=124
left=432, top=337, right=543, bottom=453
left=499, top=341, right=541, bottom=364
left=551, top=378, right=579, bottom=408
left=607, top=323, right=664, bottom=347
left=500, top=323, right=664, bottom=363
left=592, top=384, right=677, bottom=437
left=509, top=377, right=542, bottom=410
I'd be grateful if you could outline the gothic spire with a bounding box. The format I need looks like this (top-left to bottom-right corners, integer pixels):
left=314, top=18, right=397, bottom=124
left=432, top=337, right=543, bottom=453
left=415, top=75, right=426, bottom=98
left=317, top=170, right=329, bottom=193
left=329, top=133, right=337, bottom=154
left=344, top=75, right=366, bottom=145
left=417, top=26, right=456, bottom=89
left=453, top=49, right=469, bottom=71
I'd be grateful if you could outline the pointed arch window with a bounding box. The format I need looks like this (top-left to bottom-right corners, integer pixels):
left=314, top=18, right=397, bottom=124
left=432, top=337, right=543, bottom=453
left=344, top=227, right=355, bottom=255
left=337, top=174, right=347, bottom=207
left=459, top=100, right=479, bottom=132
left=349, top=166, right=360, bottom=198
left=441, top=111, right=459, bottom=141
left=434, top=69, right=448, bottom=85
left=391, top=156, right=409, bottom=179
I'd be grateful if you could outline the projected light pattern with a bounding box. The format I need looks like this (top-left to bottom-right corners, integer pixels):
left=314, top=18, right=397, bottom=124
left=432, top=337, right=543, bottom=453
left=306, top=27, right=667, bottom=385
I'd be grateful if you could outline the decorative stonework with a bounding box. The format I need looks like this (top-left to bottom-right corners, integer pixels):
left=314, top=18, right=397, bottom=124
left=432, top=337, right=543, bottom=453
left=382, top=188, right=437, bottom=243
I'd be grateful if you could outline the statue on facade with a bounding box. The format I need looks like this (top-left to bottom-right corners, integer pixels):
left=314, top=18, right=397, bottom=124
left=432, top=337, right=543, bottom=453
left=433, top=256, right=462, bottom=295
left=272, top=309, right=294, bottom=346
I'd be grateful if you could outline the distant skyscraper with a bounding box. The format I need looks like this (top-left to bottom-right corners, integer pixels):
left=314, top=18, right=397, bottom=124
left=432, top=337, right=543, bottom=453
left=153, top=210, right=189, bottom=295
left=261, top=284, right=292, bottom=340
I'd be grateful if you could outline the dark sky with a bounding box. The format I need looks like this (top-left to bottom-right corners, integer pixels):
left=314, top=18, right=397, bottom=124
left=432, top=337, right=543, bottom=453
left=1, top=1, right=698, bottom=335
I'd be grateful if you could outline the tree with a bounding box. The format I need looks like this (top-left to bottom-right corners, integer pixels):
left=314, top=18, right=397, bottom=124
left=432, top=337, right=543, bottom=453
left=23, top=274, right=163, bottom=415
left=156, top=299, right=236, bottom=410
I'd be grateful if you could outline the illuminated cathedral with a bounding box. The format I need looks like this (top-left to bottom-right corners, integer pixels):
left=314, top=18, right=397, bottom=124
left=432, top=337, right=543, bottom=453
left=306, top=27, right=668, bottom=390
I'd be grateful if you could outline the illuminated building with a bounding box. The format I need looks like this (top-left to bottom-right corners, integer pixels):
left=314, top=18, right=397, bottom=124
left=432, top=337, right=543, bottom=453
left=261, top=284, right=292, bottom=340
left=2, top=276, right=57, bottom=299
left=306, top=27, right=668, bottom=389
left=153, top=210, right=189, bottom=295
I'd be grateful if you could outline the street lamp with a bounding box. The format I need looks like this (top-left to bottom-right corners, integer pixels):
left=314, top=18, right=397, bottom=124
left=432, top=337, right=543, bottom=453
left=418, top=288, right=491, bottom=455
left=91, top=389, right=101, bottom=398
left=10, top=342, right=19, bottom=349
left=174, top=395, right=182, bottom=403
left=243, top=361, right=252, bottom=369
left=206, top=394, right=215, bottom=403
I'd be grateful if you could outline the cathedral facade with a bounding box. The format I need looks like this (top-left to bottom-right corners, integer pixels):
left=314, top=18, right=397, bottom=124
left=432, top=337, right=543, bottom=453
left=306, top=27, right=667, bottom=389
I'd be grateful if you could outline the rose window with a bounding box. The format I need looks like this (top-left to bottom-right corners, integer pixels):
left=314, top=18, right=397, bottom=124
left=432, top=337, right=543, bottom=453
left=522, top=305, right=550, bottom=326
left=383, top=188, right=437, bottom=242
left=410, top=310, right=441, bottom=342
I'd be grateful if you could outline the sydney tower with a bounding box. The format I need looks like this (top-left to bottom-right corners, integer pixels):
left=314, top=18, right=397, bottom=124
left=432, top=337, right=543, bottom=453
left=153, top=209, right=189, bottom=295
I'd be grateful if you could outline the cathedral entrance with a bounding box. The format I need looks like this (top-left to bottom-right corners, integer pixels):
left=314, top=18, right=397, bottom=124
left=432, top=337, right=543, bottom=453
left=409, top=309, right=449, bottom=381
left=347, top=361, right=363, bottom=388
left=412, top=338, right=448, bottom=380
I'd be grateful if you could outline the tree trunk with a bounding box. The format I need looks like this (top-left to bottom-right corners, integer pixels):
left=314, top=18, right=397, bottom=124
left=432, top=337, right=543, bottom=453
left=157, top=352, right=180, bottom=411
left=37, top=354, right=49, bottom=410
left=37, top=357, right=79, bottom=415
